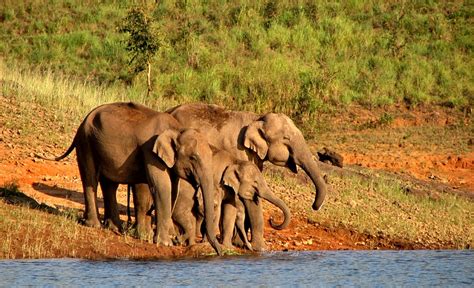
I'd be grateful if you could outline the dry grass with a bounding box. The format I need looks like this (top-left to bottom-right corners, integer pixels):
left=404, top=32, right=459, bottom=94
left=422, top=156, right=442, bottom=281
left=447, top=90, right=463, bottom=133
left=266, top=167, right=473, bottom=249
left=0, top=60, right=179, bottom=127
left=0, top=199, right=80, bottom=259
left=0, top=182, right=112, bottom=259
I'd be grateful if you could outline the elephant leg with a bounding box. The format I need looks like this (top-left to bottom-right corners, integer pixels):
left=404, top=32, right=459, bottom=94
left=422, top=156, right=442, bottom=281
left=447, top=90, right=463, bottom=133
left=243, top=199, right=266, bottom=251
left=213, top=189, right=223, bottom=239
left=235, top=199, right=252, bottom=250
left=173, top=207, right=196, bottom=246
left=195, top=215, right=204, bottom=241
left=172, top=181, right=197, bottom=246
left=76, top=145, right=101, bottom=228
left=146, top=162, right=173, bottom=247
left=100, top=177, right=121, bottom=232
left=221, top=202, right=237, bottom=249
left=133, top=183, right=153, bottom=240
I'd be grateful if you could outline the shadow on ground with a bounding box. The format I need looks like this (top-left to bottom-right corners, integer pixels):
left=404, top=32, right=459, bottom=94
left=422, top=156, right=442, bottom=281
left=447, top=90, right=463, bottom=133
left=32, top=182, right=132, bottom=217
left=0, top=183, right=81, bottom=219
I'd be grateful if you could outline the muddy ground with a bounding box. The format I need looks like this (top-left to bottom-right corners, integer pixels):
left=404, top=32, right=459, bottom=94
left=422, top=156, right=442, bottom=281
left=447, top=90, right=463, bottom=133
left=0, top=97, right=472, bottom=259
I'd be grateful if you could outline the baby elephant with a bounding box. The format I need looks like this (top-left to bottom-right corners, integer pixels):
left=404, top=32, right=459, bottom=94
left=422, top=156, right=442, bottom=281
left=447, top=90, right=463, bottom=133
left=173, top=149, right=291, bottom=251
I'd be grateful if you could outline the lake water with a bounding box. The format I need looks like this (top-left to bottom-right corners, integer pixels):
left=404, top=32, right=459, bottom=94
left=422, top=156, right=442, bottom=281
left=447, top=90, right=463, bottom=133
left=0, top=250, right=472, bottom=287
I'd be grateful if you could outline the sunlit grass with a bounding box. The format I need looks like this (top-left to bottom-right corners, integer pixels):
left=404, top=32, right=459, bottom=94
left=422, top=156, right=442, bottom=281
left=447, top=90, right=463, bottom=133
left=265, top=168, right=473, bottom=249
left=1, top=1, right=472, bottom=127
left=0, top=183, right=109, bottom=259
left=0, top=199, right=80, bottom=259
left=0, top=61, right=179, bottom=126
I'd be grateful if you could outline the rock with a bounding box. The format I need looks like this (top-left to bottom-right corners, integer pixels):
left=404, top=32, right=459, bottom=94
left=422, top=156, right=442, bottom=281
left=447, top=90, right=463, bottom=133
left=302, top=239, right=313, bottom=245
left=42, top=176, right=53, bottom=181
left=317, top=147, right=344, bottom=168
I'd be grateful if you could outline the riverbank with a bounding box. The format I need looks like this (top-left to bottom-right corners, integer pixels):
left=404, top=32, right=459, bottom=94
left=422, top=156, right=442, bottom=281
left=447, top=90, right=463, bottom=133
left=1, top=95, right=472, bottom=259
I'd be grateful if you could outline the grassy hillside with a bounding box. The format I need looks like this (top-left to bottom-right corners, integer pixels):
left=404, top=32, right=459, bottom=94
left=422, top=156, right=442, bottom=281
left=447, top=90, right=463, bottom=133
left=1, top=0, right=472, bottom=125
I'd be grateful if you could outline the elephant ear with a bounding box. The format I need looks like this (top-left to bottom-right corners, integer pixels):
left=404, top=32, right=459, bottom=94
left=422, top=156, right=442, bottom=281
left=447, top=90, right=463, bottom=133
left=222, top=164, right=240, bottom=195
left=153, top=129, right=179, bottom=168
left=243, top=121, right=268, bottom=160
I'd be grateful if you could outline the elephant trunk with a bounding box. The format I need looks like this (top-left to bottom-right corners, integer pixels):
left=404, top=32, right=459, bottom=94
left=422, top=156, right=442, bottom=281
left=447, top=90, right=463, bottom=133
left=258, top=183, right=291, bottom=230
left=200, top=174, right=223, bottom=256
left=298, top=152, right=327, bottom=211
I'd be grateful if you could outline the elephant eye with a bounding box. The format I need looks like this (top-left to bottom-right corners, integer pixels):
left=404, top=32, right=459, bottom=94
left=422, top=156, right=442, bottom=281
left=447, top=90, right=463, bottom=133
left=190, top=154, right=199, bottom=161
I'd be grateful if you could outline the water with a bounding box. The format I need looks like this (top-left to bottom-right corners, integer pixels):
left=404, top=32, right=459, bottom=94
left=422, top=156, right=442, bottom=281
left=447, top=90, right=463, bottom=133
left=0, top=250, right=472, bottom=287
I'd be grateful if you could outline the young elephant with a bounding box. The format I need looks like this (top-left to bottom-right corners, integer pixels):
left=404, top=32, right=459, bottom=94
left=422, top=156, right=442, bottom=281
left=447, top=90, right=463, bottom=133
left=172, top=149, right=291, bottom=250
left=168, top=103, right=327, bottom=251
left=44, top=102, right=222, bottom=255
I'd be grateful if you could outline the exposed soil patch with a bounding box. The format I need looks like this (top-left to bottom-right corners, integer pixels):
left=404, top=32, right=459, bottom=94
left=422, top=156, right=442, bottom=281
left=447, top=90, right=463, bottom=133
left=317, top=104, right=473, bottom=193
left=343, top=152, right=474, bottom=191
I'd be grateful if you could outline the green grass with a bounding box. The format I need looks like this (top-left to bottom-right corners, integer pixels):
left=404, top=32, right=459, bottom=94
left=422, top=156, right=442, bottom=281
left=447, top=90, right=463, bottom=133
left=1, top=0, right=472, bottom=129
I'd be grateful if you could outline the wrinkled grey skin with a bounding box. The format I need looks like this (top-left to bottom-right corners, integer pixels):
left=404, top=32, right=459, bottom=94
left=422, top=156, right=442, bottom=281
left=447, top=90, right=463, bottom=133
left=47, top=102, right=222, bottom=255
left=172, top=149, right=290, bottom=251
left=167, top=103, right=327, bottom=251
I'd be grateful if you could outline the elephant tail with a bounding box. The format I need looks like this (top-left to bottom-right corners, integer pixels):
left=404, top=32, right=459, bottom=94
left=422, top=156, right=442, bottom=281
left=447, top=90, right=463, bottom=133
left=36, top=138, right=76, bottom=162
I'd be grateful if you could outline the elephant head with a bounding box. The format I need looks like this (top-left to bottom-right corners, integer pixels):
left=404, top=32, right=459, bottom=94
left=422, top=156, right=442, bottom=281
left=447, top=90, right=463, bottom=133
left=243, top=113, right=327, bottom=211
left=223, top=161, right=290, bottom=230
left=154, top=128, right=221, bottom=255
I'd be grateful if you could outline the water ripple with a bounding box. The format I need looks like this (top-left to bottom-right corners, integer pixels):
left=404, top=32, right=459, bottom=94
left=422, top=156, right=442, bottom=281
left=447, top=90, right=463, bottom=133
left=0, top=250, right=472, bottom=287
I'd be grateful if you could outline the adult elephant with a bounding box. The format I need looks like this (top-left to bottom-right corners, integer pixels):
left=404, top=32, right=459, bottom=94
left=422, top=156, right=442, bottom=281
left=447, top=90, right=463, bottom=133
left=47, top=102, right=222, bottom=255
left=167, top=103, right=327, bottom=251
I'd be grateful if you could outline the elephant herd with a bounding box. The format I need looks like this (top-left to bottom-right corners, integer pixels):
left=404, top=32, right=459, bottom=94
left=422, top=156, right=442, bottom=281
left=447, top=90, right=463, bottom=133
left=48, top=102, right=327, bottom=255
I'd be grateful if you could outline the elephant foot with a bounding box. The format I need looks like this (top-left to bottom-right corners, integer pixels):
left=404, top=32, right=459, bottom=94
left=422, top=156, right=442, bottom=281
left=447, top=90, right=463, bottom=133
left=232, top=234, right=245, bottom=248
left=137, top=230, right=153, bottom=242
left=83, top=218, right=101, bottom=229
left=172, top=236, right=182, bottom=246
left=136, top=226, right=153, bottom=242
left=225, top=239, right=252, bottom=251
left=250, top=241, right=267, bottom=252
left=222, top=240, right=234, bottom=250
left=173, top=235, right=186, bottom=246
left=154, top=234, right=173, bottom=247
left=104, top=218, right=122, bottom=233
left=173, top=234, right=195, bottom=246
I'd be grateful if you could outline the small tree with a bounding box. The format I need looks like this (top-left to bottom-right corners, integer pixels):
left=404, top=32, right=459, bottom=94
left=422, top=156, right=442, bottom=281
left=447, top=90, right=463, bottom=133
left=119, top=7, right=160, bottom=97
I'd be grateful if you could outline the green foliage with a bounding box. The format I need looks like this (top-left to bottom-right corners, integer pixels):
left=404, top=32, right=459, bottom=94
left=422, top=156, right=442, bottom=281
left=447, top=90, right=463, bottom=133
left=0, top=0, right=472, bottom=125
left=0, top=0, right=129, bottom=84
left=118, top=7, right=161, bottom=74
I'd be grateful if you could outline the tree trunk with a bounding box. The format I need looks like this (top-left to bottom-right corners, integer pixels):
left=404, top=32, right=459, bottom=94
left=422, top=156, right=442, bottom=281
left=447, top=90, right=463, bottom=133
left=146, top=60, right=152, bottom=97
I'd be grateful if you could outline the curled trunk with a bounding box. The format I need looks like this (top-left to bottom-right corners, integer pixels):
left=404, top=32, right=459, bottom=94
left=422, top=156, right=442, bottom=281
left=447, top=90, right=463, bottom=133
left=259, top=183, right=291, bottom=230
